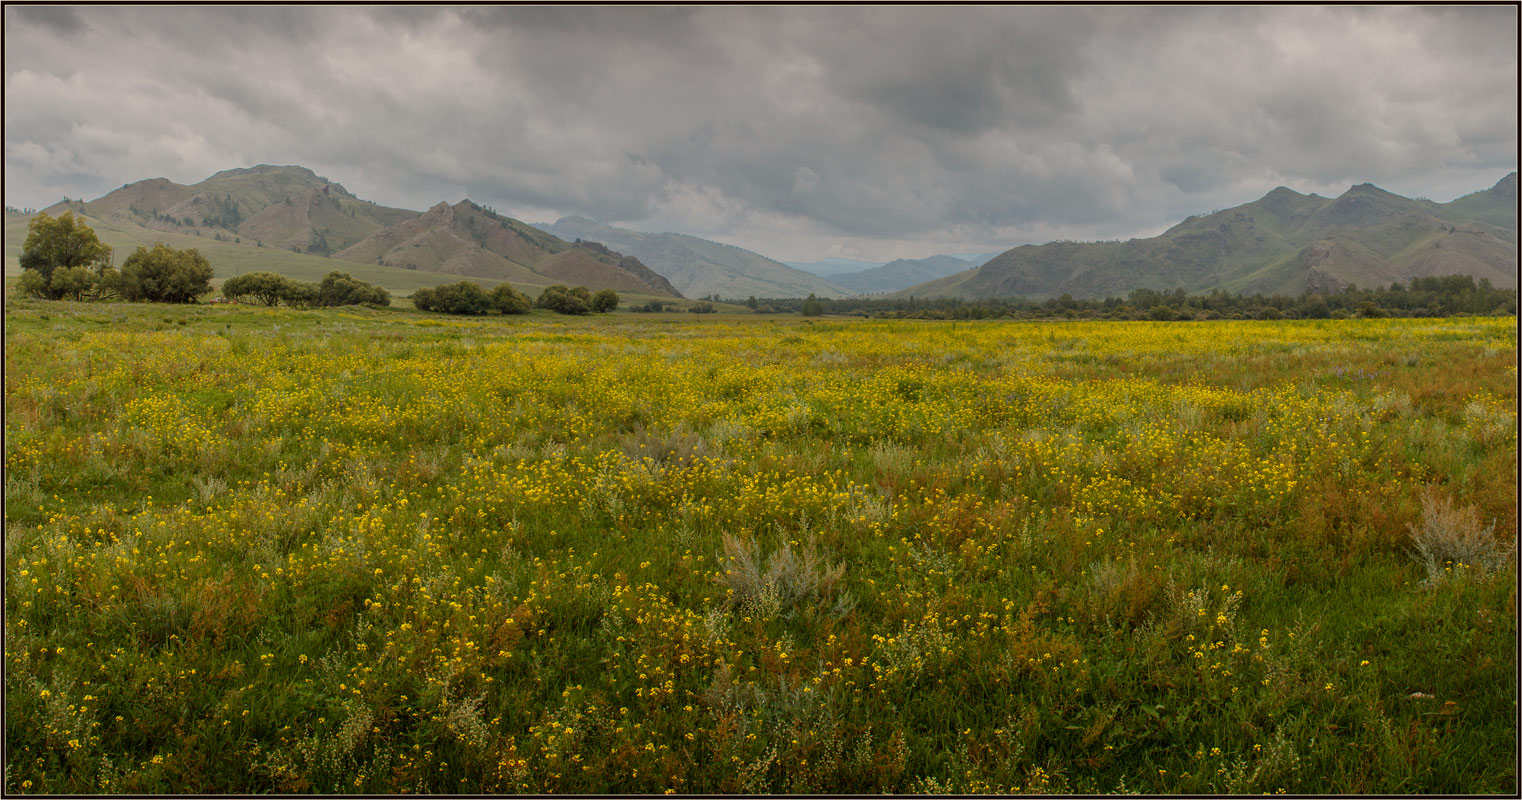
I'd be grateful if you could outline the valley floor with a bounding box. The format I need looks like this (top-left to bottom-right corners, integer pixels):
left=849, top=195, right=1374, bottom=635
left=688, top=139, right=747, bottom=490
left=3, top=303, right=1516, bottom=793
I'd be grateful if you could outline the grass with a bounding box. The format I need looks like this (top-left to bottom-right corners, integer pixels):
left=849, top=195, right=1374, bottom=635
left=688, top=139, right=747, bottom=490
left=3, top=300, right=1516, bottom=793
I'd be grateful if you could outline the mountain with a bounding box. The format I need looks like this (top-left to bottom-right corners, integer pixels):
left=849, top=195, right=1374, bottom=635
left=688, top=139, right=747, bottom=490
left=828, top=254, right=977, bottom=295
left=336, top=202, right=681, bottom=296
left=534, top=217, right=847, bottom=298
left=29, top=165, right=682, bottom=298
left=44, top=165, right=417, bottom=255
left=899, top=173, right=1518, bottom=300
left=784, top=257, right=886, bottom=277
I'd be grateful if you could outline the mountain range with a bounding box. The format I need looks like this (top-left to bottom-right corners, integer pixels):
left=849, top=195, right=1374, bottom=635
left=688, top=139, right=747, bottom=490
left=9, top=165, right=1516, bottom=302
left=535, top=217, right=845, bottom=298
left=27, top=165, right=681, bottom=298
left=899, top=173, right=1518, bottom=300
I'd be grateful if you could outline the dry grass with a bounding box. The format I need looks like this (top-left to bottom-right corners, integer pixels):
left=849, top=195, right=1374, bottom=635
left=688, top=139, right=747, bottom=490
left=1409, top=488, right=1515, bottom=583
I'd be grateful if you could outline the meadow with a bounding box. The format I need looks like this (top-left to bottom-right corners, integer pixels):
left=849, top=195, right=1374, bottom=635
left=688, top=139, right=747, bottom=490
left=3, top=301, right=1516, bottom=793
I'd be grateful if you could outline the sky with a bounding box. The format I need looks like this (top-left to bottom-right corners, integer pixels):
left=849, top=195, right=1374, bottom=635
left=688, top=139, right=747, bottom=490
left=4, top=5, right=1517, bottom=263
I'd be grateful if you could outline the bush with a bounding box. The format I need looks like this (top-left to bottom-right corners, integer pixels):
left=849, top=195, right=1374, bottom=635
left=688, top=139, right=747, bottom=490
left=221, top=272, right=295, bottom=306
left=718, top=534, right=848, bottom=618
left=414, top=281, right=492, bottom=315
left=281, top=281, right=321, bottom=309
left=590, top=288, right=620, bottom=313
left=119, top=242, right=214, bottom=303
left=1409, top=490, right=1513, bottom=584
left=317, top=272, right=390, bottom=307
left=688, top=302, right=716, bottom=314
left=490, top=283, right=532, bottom=315
left=535, top=284, right=592, bottom=315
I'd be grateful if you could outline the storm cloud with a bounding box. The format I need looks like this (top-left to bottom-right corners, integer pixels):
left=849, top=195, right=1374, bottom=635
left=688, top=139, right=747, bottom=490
left=4, top=5, right=1516, bottom=261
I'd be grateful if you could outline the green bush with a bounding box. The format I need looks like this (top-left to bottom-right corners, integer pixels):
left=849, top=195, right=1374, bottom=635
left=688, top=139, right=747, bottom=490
left=490, top=283, right=533, bottom=315
left=119, top=242, right=214, bottom=303
left=221, top=272, right=295, bottom=306
left=317, top=272, right=390, bottom=307
left=414, top=281, right=493, bottom=315
left=590, top=288, right=620, bottom=313
left=535, top=284, right=592, bottom=315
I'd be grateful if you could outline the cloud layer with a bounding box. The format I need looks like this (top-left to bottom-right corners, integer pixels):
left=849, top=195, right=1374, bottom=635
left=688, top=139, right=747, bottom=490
left=5, top=5, right=1516, bottom=260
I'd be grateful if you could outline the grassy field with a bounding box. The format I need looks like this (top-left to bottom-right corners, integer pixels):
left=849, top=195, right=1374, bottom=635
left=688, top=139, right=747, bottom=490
left=3, top=301, right=1516, bottom=793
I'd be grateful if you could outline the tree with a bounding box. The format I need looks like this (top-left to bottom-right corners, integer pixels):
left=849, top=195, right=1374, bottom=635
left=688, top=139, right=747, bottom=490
left=281, top=281, right=321, bottom=309
left=801, top=293, right=823, bottom=316
left=317, top=272, right=390, bottom=307
left=118, top=242, right=214, bottom=303
left=414, top=281, right=492, bottom=315
left=490, top=283, right=532, bottom=315
left=590, top=288, right=620, bottom=313
left=221, top=271, right=294, bottom=306
left=535, top=284, right=592, bottom=315
left=19, top=211, right=114, bottom=299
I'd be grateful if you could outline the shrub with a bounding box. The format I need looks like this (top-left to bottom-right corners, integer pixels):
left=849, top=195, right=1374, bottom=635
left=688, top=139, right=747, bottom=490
left=222, top=272, right=295, bottom=306
left=414, top=281, right=492, bottom=315
left=1408, top=489, right=1514, bottom=584
left=535, top=285, right=592, bottom=315
left=281, top=281, right=321, bottom=309
left=590, top=288, right=620, bottom=313
left=317, top=272, right=390, bottom=307
left=490, top=283, right=532, bottom=315
left=718, top=533, right=847, bottom=618
left=119, top=242, right=214, bottom=303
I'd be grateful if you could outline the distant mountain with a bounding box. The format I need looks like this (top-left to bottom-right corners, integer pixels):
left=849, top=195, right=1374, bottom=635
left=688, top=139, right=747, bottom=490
left=899, top=173, right=1518, bottom=300
left=536, top=217, right=846, bottom=298
left=944, top=252, right=1002, bottom=264
left=35, top=166, right=682, bottom=297
left=829, top=254, right=978, bottom=295
left=45, top=165, right=417, bottom=255
left=336, top=202, right=681, bottom=296
left=784, top=257, right=886, bottom=277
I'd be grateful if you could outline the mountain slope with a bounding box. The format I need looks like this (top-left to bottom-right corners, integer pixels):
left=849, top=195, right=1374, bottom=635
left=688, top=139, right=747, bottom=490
left=537, top=217, right=847, bottom=298
left=899, top=173, right=1518, bottom=300
left=46, top=165, right=418, bottom=254
left=829, top=254, right=984, bottom=295
left=336, top=203, right=681, bottom=296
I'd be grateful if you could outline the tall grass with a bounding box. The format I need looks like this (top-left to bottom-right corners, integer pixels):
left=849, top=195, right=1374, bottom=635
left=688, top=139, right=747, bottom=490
left=3, top=300, right=1516, bottom=793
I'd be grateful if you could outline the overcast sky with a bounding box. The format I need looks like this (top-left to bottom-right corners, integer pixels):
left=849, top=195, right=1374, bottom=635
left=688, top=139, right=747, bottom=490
left=5, top=5, right=1517, bottom=262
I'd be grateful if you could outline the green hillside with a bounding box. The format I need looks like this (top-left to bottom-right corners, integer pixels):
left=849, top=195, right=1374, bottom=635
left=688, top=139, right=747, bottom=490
left=900, top=173, right=1518, bottom=300
left=537, top=217, right=847, bottom=298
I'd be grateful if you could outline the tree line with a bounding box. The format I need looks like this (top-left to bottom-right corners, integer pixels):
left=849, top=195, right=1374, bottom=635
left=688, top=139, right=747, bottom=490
left=16, top=210, right=390, bottom=307
left=749, top=278, right=1516, bottom=320
left=413, top=281, right=618, bottom=315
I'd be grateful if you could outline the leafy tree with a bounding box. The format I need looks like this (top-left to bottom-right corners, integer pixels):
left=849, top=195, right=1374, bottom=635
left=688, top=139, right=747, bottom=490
left=317, top=272, right=390, bottom=307
left=535, top=284, right=592, bottom=315
left=118, top=242, right=214, bottom=303
left=16, top=270, right=50, bottom=299
left=222, top=272, right=294, bottom=306
left=490, top=283, right=533, bottom=315
left=281, top=281, right=321, bottom=309
left=414, top=281, right=492, bottom=315
left=801, top=293, right=823, bottom=316
left=19, top=211, right=114, bottom=299
left=590, top=288, right=620, bottom=313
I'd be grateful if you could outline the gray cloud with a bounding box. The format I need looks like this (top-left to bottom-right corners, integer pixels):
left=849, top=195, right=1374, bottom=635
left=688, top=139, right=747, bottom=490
left=5, top=5, right=1515, bottom=261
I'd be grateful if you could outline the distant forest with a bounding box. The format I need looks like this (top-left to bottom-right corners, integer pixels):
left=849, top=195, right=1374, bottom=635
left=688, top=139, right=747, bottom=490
left=735, top=275, right=1517, bottom=320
